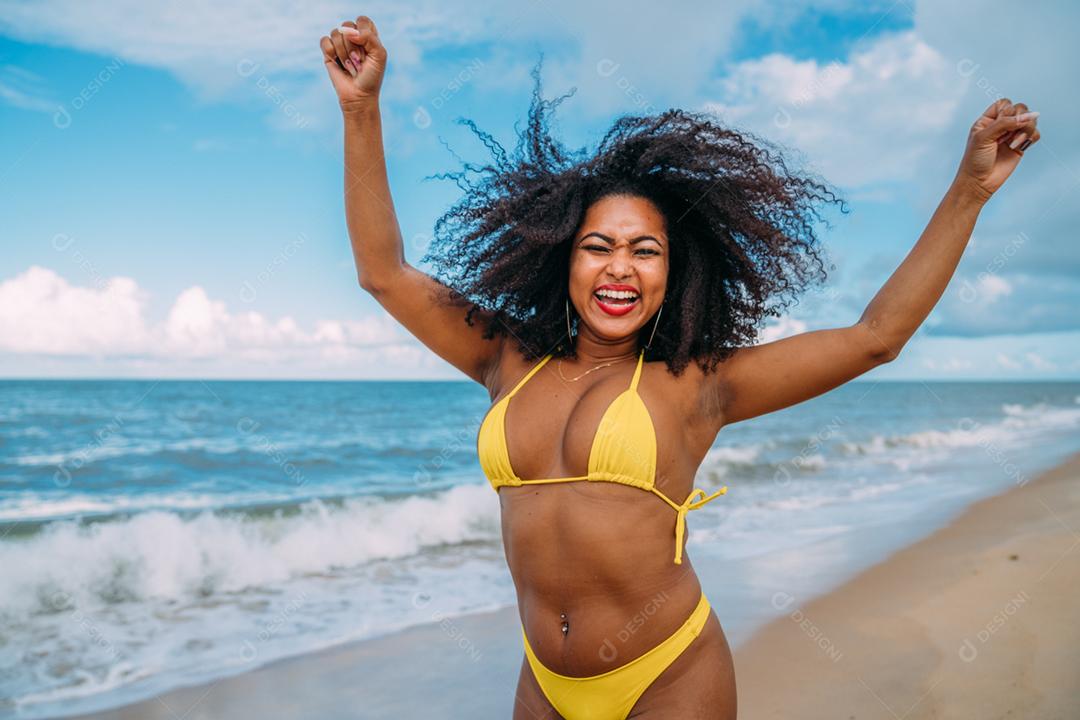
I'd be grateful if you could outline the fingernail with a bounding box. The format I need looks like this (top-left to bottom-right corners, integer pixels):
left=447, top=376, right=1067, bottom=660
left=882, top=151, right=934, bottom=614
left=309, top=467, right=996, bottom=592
left=351, top=51, right=362, bottom=66
left=1018, top=138, right=1033, bottom=151
left=1009, top=134, right=1025, bottom=150
left=345, top=59, right=357, bottom=76
left=1015, top=111, right=1040, bottom=122
left=339, top=26, right=360, bottom=35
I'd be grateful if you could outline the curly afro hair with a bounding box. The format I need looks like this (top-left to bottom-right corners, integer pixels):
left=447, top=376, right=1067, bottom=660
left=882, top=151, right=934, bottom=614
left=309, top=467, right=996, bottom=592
left=420, top=55, right=848, bottom=377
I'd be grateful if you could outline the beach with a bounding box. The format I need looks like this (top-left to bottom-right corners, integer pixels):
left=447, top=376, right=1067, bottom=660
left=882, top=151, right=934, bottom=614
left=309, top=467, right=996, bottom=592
left=3, top=0, right=1077, bottom=716
left=735, top=449, right=1080, bottom=719
left=61, top=450, right=1080, bottom=719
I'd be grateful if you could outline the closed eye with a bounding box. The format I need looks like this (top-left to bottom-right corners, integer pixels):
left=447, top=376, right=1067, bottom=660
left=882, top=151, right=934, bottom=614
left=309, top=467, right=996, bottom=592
left=585, top=244, right=660, bottom=256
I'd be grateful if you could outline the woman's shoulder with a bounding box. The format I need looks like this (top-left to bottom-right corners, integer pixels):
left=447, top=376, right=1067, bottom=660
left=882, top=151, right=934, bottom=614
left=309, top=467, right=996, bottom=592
left=643, top=351, right=728, bottom=428
left=480, top=336, right=546, bottom=401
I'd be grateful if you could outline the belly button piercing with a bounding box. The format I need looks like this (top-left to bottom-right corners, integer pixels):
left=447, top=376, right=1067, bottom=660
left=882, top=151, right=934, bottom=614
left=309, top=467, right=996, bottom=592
left=561, top=612, right=569, bottom=635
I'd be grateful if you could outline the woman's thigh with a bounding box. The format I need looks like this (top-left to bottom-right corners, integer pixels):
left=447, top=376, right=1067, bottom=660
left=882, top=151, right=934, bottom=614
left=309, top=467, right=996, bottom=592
left=629, top=612, right=738, bottom=719
left=512, top=652, right=563, bottom=720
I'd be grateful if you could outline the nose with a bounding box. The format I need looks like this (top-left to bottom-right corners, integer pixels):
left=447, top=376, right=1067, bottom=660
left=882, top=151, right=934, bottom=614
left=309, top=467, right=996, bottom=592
left=606, top=246, right=634, bottom=278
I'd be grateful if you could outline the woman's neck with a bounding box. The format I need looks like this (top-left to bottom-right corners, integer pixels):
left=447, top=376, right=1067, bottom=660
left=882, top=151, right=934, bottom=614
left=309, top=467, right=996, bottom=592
left=570, top=330, right=639, bottom=365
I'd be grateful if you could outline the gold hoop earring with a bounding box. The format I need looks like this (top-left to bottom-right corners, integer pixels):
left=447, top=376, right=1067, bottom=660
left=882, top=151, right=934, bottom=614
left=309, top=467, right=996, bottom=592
left=644, top=302, right=664, bottom=350
left=565, top=297, right=574, bottom=342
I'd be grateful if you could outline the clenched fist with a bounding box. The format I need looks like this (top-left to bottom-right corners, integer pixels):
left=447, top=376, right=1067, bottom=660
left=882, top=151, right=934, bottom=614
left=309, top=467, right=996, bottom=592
left=320, top=16, right=388, bottom=111
left=954, top=98, right=1041, bottom=202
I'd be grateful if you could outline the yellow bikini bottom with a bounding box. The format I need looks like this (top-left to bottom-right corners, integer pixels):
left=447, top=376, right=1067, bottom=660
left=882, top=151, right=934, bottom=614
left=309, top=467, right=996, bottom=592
left=521, top=590, right=711, bottom=720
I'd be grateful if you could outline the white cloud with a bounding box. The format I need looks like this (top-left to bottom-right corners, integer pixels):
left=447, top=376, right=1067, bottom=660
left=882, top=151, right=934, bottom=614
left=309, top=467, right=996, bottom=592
left=0, top=266, right=150, bottom=354
left=3, top=0, right=1076, bottom=350
left=0, top=0, right=812, bottom=130
left=995, top=352, right=1020, bottom=370
left=0, top=64, right=55, bottom=112
left=970, top=274, right=1012, bottom=304
left=0, top=266, right=413, bottom=367
left=758, top=316, right=807, bottom=343
left=0, top=0, right=473, bottom=133
left=930, top=272, right=1080, bottom=337
left=921, top=356, right=973, bottom=371
left=993, top=351, right=1056, bottom=373
left=903, top=0, right=1080, bottom=336
left=1024, top=352, right=1055, bottom=371
left=709, top=0, right=1080, bottom=339
left=702, top=29, right=964, bottom=188
left=872, top=328, right=1080, bottom=380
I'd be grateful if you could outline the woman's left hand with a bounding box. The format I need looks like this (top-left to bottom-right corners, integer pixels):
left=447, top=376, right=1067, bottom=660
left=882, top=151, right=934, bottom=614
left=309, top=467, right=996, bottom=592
left=954, top=97, right=1040, bottom=202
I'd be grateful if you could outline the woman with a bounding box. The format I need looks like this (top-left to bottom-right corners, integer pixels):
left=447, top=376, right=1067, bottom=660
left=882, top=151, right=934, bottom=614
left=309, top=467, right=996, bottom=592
left=320, top=17, right=1040, bottom=720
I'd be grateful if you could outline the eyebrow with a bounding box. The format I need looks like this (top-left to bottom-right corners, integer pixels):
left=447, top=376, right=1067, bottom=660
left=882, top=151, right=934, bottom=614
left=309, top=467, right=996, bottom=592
left=578, top=232, right=665, bottom=245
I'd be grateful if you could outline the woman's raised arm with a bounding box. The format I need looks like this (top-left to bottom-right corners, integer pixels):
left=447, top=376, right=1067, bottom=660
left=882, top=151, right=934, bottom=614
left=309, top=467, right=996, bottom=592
left=708, top=98, right=1041, bottom=428
left=320, top=17, right=504, bottom=386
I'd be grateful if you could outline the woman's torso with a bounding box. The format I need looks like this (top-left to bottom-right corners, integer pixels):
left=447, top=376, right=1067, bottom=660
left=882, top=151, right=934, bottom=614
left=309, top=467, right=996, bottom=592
left=484, top=343, right=727, bottom=677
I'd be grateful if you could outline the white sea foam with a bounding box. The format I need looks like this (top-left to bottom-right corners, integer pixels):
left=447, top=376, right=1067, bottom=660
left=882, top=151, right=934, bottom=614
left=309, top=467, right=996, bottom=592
left=0, top=483, right=499, bottom=617
left=8, top=433, right=385, bottom=468
left=698, top=443, right=765, bottom=481
left=840, top=400, right=1080, bottom=457
left=703, top=444, right=763, bottom=465
left=0, top=492, right=240, bottom=521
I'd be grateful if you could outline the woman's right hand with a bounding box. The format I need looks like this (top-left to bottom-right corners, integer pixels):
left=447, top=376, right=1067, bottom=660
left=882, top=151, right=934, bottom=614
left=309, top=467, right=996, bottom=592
left=319, top=16, right=387, bottom=111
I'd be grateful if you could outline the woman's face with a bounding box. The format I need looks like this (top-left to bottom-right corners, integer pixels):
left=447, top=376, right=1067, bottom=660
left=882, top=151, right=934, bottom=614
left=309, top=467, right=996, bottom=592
left=568, top=193, right=669, bottom=343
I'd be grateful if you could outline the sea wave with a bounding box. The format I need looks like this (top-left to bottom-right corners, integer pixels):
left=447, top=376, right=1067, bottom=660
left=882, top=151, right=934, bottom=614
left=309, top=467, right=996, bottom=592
left=0, top=483, right=499, bottom=618
left=840, top=399, right=1080, bottom=457
left=5, top=434, right=432, bottom=469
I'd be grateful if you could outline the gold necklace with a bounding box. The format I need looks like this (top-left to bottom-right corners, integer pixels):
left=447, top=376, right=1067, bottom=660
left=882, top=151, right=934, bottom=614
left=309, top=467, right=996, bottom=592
left=557, top=354, right=634, bottom=382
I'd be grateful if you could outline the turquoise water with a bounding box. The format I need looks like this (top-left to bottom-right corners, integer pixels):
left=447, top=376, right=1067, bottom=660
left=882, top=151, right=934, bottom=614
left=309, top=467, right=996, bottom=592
left=1, top=378, right=1078, bottom=717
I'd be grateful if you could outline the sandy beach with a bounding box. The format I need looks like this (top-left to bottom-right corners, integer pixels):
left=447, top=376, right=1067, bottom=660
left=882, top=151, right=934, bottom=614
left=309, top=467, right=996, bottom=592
left=63, top=450, right=1080, bottom=720
left=734, top=450, right=1080, bottom=719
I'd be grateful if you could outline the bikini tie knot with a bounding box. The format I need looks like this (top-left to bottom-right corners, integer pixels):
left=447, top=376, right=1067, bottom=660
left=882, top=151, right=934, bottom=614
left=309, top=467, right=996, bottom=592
left=672, top=486, right=729, bottom=565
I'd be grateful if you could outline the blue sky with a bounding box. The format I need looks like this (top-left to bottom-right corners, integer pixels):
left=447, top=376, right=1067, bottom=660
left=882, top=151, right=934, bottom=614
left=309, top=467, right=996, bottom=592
left=1, top=0, right=1077, bottom=379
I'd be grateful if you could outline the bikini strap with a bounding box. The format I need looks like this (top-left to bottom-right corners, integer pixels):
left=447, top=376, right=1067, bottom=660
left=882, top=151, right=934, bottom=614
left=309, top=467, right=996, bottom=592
left=506, top=353, right=552, bottom=399
left=629, top=348, right=646, bottom=392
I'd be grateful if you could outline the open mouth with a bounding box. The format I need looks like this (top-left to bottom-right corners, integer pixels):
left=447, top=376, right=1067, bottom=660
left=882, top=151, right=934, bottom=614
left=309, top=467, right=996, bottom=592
left=593, top=288, right=640, bottom=315
left=594, top=289, right=639, bottom=305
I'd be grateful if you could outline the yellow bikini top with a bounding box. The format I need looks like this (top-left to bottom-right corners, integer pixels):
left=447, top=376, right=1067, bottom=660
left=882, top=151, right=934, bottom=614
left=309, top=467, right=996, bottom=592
left=477, top=347, right=728, bottom=564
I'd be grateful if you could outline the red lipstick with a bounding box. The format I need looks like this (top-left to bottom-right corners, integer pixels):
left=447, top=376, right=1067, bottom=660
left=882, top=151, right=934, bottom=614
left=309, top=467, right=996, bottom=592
left=592, top=283, right=641, bottom=317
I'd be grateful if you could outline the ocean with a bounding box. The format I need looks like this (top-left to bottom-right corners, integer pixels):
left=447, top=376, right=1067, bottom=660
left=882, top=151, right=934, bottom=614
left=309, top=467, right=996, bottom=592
left=1, top=377, right=1078, bottom=718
